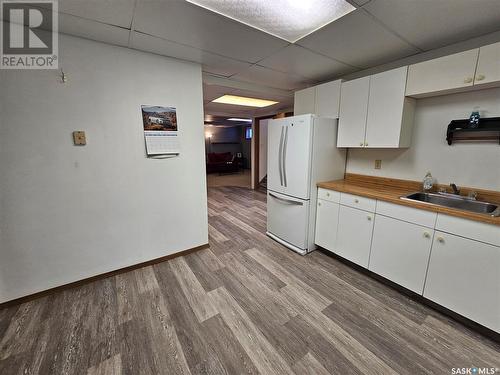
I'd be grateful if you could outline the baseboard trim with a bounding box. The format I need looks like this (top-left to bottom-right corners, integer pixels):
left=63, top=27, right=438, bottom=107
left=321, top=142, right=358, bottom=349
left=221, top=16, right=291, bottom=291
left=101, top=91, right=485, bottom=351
left=318, top=248, right=500, bottom=343
left=0, top=243, right=209, bottom=309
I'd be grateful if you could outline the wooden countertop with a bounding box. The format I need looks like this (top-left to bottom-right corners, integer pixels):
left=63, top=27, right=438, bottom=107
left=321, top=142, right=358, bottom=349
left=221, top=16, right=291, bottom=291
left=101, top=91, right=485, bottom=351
left=317, top=174, right=500, bottom=226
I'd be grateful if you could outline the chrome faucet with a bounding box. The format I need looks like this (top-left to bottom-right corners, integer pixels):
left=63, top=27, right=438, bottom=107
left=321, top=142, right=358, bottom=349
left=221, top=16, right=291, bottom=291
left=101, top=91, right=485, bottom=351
left=450, top=183, right=460, bottom=195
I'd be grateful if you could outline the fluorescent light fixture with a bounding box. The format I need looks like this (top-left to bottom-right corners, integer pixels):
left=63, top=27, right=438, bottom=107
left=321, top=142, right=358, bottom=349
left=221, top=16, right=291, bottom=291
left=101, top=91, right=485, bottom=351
left=212, top=95, right=278, bottom=108
left=228, top=118, right=252, bottom=122
left=186, top=0, right=356, bottom=43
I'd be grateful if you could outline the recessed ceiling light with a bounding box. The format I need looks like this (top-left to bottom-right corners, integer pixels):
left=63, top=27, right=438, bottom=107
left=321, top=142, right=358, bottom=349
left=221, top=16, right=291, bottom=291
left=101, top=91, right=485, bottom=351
left=228, top=118, right=253, bottom=122
left=186, top=0, right=356, bottom=43
left=212, top=95, right=279, bottom=108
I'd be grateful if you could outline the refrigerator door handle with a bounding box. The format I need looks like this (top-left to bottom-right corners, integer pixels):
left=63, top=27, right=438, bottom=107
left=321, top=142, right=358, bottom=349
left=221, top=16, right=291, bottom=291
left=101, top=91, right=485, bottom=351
left=283, top=126, right=288, bottom=187
left=269, top=192, right=304, bottom=206
left=278, top=126, right=285, bottom=186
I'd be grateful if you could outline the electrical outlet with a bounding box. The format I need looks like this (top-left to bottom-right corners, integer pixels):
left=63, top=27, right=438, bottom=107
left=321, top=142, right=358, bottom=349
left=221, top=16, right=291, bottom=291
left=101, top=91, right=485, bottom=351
left=73, top=131, right=86, bottom=145
left=375, top=159, right=382, bottom=169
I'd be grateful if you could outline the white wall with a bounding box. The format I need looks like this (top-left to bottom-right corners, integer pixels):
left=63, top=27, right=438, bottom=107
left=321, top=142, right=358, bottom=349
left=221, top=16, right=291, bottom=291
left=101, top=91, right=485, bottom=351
left=259, top=119, right=269, bottom=182
left=0, top=35, right=208, bottom=303
left=346, top=87, right=500, bottom=190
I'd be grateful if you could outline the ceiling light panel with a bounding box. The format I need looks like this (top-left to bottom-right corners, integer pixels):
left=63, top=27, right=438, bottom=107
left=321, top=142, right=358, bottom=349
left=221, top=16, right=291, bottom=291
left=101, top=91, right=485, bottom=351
left=213, top=95, right=279, bottom=107
left=228, top=118, right=252, bottom=122
left=186, top=0, right=356, bottom=43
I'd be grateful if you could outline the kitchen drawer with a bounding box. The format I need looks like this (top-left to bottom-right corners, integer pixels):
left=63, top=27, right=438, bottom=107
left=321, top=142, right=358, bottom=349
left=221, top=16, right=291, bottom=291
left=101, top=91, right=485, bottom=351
left=318, top=188, right=341, bottom=203
left=340, top=193, right=376, bottom=212
left=376, top=200, right=437, bottom=228
left=436, top=214, right=500, bottom=247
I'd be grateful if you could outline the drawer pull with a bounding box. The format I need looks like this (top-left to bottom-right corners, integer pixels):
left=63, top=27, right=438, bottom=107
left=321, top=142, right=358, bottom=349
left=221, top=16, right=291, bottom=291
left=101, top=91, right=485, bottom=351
left=326, top=192, right=330, bottom=197
left=354, top=199, right=359, bottom=203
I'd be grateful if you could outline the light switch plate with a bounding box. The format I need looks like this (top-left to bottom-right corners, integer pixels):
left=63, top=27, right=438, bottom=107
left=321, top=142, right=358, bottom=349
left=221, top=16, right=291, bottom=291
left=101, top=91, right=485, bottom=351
left=73, top=131, right=86, bottom=145
left=375, top=160, right=382, bottom=169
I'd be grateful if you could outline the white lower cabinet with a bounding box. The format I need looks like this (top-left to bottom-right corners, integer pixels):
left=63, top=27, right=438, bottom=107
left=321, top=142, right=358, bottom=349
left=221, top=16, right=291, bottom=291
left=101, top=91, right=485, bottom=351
left=335, top=205, right=374, bottom=268
left=314, top=199, right=339, bottom=250
left=424, top=231, right=500, bottom=333
left=315, top=188, right=500, bottom=333
left=369, top=215, right=433, bottom=294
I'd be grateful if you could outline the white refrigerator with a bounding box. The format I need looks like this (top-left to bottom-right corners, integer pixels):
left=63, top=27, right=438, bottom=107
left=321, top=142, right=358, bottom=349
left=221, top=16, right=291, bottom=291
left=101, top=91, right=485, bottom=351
left=266, top=114, right=346, bottom=255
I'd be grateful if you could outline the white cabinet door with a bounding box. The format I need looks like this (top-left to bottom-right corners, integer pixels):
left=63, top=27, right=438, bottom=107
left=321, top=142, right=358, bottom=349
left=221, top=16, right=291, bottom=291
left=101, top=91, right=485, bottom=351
left=365, top=67, right=414, bottom=148
left=314, top=199, right=339, bottom=251
left=337, top=77, right=370, bottom=148
left=406, top=49, right=479, bottom=97
left=335, top=205, right=374, bottom=268
left=424, top=232, right=500, bottom=333
left=315, top=80, right=341, bottom=118
left=294, top=87, right=315, bottom=115
left=369, top=215, right=433, bottom=294
left=475, top=42, right=500, bottom=86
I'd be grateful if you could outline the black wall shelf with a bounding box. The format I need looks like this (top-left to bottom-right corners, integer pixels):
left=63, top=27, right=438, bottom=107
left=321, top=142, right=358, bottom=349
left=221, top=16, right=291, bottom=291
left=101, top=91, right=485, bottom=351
left=446, top=117, right=500, bottom=145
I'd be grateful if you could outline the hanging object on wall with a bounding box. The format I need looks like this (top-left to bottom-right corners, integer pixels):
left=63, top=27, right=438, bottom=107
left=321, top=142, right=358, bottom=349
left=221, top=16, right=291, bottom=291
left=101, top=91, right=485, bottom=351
left=141, top=105, right=180, bottom=157
left=446, top=117, right=500, bottom=145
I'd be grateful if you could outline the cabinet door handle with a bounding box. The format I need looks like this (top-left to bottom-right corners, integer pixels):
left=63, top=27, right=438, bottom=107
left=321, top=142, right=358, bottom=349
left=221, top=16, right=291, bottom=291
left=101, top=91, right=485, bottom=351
left=464, top=77, right=473, bottom=83
left=364, top=142, right=368, bottom=146
left=354, top=199, right=359, bottom=203
left=359, top=142, right=364, bottom=147
left=326, top=192, right=330, bottom=197
left=437, top=236, right=445, bottom=243
left=318, top=202, right=321, bottom=206
left=367, top=215, right=372, bottom=221
left=476, top=74, right=485, bottom=81
left=423, top=232, right=431, bottom=239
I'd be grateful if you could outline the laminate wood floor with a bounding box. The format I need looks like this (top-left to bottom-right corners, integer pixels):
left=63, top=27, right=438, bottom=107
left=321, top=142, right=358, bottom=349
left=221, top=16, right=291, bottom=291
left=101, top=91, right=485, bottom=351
left=1, top=186, right=499, bottom=374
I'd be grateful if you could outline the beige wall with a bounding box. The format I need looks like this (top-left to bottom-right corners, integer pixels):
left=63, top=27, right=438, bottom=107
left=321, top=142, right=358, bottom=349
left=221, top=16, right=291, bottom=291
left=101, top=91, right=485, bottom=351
left=0, top=35, right=208, bottom=302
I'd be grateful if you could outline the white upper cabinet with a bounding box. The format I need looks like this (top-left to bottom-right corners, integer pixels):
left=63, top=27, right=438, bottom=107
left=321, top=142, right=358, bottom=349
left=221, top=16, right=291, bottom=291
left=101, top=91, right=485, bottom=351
left=315, top=80, right=341, bottom=118
left=337, top=76, right=370, bottom=148
left=406, top=49, right=479, bottom=97
left=294, top=80, right=342, bottom=118
left=365, top=66, right=415, bottom=148
left=338, top=67, right=415, bottom=148
left=294, top=86, right=316, bottom=116
left=475, top=41, right=500, bottom=86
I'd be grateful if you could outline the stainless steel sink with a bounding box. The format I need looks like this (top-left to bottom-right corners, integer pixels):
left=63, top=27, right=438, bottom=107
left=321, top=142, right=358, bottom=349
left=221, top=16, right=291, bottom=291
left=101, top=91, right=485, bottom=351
left=401, top=192, right=499, bottom=216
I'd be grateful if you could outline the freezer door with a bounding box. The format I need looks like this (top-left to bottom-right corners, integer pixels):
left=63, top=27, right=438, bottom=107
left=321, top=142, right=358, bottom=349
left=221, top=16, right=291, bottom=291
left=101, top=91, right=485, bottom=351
left=267, top=116, right=313, bottom=200
left=267, top=191, right=310, bottom=250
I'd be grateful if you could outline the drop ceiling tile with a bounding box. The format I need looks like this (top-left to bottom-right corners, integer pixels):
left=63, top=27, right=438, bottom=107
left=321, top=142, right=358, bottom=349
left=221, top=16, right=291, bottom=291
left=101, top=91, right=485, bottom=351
left=257, top=45, right=358, bottom=80
left=130, top=32, right=251, bottom=77
left=35, top=9, right=130, bottom=47
left=133, top=0, right=289, bottom=63
left=364, top=0, right=500, bottom=50
left=297, top=10, right=419, bottom=68
left=45, top=0, right=135, bottom=28
left=231, top=65, right=313, bottom=90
